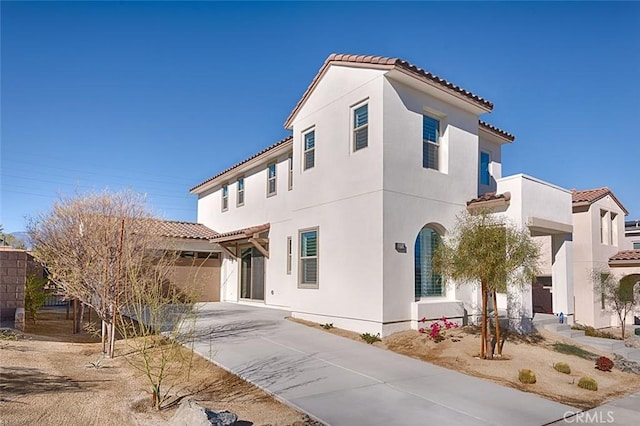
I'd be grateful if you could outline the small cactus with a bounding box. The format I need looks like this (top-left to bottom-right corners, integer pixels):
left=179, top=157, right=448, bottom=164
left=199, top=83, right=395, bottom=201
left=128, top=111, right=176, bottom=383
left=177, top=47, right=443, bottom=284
left=578, top=376, right=598, bottom=391
left=518, top=369, right=537, bottom=384
left=553, top=362, right=571, bottom=374
left=595, top=356, right=614, bottom=372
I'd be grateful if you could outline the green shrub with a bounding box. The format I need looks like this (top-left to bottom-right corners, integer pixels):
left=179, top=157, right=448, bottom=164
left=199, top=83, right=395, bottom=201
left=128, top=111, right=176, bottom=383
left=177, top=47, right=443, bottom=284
left=360, top=332, right=381, bottom=344
left=553, top=362, right=571, bottom=374
left=518, top=369, right=537, bottom=384
left=635, top=328, right=640, bottom=336
left=552, top=342, right=597, bottom=360
left=595, top=356, right=614, bottom=372
left=25, top=273, right=48, bottom=323
left=578, top=376, right=598, bottom=391
left=322, top=323, right=334, bottom=330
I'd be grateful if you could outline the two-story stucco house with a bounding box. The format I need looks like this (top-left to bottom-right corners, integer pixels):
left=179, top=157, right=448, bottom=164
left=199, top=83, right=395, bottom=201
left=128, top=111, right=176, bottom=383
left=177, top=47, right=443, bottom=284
left=190, top=54, right=574, bottom=336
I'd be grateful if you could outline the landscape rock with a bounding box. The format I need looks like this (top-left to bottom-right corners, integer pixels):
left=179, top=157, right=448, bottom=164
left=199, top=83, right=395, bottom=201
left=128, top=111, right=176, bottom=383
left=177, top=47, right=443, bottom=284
left=168, top=399, right=237, bottom=426
left=613, top=354, right=640, bottom=375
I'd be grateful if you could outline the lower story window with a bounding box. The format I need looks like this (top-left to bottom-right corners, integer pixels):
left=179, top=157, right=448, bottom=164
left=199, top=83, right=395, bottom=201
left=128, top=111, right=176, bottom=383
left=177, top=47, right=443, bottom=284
left=299, top=228, right=318, bottom=287
left=415, top=226, right=443, bottom=297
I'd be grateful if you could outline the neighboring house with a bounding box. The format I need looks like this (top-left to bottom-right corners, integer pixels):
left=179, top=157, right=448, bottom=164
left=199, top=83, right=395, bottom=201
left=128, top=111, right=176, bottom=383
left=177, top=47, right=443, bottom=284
left=570, top=188, right=630, bottom=328
left=147, top=219, right=221, bottom=302
left=625, top=220, right=640, bottom=250
left=190, top=53, right=574, bottom=336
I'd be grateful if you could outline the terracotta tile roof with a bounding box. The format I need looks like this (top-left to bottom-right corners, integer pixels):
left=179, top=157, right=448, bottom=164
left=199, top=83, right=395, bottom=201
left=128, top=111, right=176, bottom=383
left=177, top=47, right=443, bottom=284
left=147, top=219, right=218, bottom=240
left=211, top=223, right=270, bottom=242
left=609, top=250, right=640, bottom=262
left=467, top=192, right=512, bottom=207
left=285, top=53, right=493, bottom=128
left=479, top=120, right=515, bottom=142
left=571, top=187, right=629, bottom=215
left=190, top=136, right=293, bottom=193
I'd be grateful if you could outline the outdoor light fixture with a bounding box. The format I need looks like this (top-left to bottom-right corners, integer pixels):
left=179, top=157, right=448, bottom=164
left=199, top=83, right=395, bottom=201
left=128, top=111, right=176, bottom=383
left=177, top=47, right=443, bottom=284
left=395, top=242, right=407, bottom=253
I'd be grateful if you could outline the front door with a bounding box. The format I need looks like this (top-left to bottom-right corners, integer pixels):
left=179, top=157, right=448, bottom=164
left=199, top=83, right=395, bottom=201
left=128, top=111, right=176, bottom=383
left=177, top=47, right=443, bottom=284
left=240, top=247, right=265, bottom=301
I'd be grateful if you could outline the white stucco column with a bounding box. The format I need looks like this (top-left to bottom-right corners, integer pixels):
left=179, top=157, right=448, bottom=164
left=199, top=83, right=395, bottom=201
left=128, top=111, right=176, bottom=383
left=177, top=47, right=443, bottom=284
left=551, top=233, right=574, bottom=323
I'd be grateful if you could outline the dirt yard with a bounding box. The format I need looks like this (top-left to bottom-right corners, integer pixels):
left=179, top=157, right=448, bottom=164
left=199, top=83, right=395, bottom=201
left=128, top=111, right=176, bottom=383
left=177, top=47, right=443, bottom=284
left=291, top=318, right=640, bottom=410
left=0, top=307, right=318, bottom=426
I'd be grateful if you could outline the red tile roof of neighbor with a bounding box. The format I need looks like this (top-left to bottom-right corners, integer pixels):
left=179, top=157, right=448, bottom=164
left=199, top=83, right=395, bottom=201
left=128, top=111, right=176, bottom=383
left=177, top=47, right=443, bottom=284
left=285, top=53, right=494, bottom=128
left=571, top=187, right=629, bottom=215
left=189, top=136, right=293, bottom=193
left=609, top=250, right=640, bottom=262
left=149, top=219, right=218, bottom=240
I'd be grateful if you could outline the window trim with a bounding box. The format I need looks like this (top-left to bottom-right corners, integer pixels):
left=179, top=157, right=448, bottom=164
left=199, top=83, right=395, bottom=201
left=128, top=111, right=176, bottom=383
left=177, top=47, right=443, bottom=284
left=422, top=114, right=440, bottom=171
left=286, top=236, right=292, bottom=275
left=236, top=176, right=245, bottom=207
left=352, top=101, right=369, bottom=152
left=298, top=227, right=319, bottom=289
left=266, top=163, right=277, bottom=197
left=303, top=128, right=315, bottom=171
left=221, top=183, right=229, bottom=212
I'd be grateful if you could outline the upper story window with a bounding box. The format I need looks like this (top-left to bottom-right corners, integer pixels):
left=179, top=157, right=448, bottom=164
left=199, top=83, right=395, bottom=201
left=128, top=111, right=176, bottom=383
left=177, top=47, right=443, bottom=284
left=267, top=163, right=277, bottom=196
left=479, top=151, right=491, bottom=186
left=288, top=155, right=293, bottom=190
left=303, top=130, right=315, bottom=170
left=237, top=177, right=245, bottom=207
left=423, top=115, right=440, bottom=170
left=353, top=103, right=368, bottom=151
left=221, top=184, right=229, bottom=211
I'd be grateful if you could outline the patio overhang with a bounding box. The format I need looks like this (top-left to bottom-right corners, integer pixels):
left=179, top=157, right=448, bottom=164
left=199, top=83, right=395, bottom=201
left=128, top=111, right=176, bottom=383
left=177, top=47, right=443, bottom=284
left=526, top=217, right=573, bottom=236
left=210, top=223, right=270, bottom=259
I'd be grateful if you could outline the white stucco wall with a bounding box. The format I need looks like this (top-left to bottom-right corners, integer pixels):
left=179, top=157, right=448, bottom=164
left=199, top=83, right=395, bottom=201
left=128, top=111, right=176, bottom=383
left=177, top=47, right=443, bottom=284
left=380, top=76, right=481, bottom=332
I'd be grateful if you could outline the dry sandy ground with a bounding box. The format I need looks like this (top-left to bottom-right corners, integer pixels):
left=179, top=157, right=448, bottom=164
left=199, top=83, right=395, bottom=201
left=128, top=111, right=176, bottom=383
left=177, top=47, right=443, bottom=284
left=292, top=318, right=640, bottom=410
left=0, top=308, right=317, bottom=426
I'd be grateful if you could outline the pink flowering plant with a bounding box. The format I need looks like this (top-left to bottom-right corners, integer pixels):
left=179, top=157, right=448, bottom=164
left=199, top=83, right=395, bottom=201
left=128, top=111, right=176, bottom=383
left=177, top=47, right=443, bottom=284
left=418, top=316, right=459, bottom=343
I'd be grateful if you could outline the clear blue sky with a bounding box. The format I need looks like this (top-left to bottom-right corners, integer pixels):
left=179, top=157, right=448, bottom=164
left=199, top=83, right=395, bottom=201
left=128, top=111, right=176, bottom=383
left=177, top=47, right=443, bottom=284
left=1, top=1, right=638, bottom=233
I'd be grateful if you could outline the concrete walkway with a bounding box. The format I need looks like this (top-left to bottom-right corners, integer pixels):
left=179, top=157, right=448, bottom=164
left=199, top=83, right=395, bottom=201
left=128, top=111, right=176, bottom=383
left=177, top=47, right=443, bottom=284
left=191, top=303, right=576, bottom=426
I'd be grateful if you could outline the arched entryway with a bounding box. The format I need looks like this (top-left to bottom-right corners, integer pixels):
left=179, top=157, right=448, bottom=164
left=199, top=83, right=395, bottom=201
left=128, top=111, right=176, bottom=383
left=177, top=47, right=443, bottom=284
left=414, top=224, right=444, bottom=299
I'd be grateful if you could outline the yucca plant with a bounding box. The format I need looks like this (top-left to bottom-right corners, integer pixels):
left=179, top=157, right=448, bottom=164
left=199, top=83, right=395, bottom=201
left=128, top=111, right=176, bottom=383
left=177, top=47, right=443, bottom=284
left=518, top=369, right=537, bottom=384
left=553, top=362, right=571, bottom=374
left=578, top=376, right=598, bottom=391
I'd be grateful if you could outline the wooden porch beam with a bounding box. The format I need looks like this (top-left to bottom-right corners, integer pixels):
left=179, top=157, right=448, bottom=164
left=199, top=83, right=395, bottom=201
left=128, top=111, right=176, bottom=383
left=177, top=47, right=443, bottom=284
left=248, top=237, right=269, bottom=259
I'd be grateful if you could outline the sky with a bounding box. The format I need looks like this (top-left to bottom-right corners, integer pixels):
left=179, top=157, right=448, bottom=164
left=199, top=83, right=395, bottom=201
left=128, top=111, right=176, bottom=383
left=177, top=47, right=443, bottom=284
left=1, top=1, right=639, bottom=233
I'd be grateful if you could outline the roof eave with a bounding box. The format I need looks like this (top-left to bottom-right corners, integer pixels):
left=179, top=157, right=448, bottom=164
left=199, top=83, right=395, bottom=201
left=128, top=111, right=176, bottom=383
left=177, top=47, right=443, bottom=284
left=390, top=67, right=493, bottom=114
left=190, top=138, right=293, bottom=195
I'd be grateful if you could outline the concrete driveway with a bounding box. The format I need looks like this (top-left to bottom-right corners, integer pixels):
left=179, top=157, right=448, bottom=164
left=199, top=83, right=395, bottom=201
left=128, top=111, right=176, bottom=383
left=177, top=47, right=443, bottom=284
left=190, top=303, right=576, bottom=426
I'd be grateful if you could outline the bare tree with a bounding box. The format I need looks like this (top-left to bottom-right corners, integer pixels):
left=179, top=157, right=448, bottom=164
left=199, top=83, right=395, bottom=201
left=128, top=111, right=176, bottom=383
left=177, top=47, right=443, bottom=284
left=433, top=209, right=540, bottom=359
left=27, top=190, right=157, bottom=357
left=593, top=270, right=640, bottom=339
left=117, top=245, right=199, bottom=409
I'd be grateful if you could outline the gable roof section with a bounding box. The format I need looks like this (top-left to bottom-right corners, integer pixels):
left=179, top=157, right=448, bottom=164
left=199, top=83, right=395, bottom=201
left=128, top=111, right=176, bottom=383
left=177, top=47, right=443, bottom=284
left=190, top=136, right=293, bottom=194
left=284, top=53, right=494, bottom=128
left=147, top=219, right=218, bottom=240
left=571, top=187, right=629, bottom=215
left=479, top=120, right=515, bottom=142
